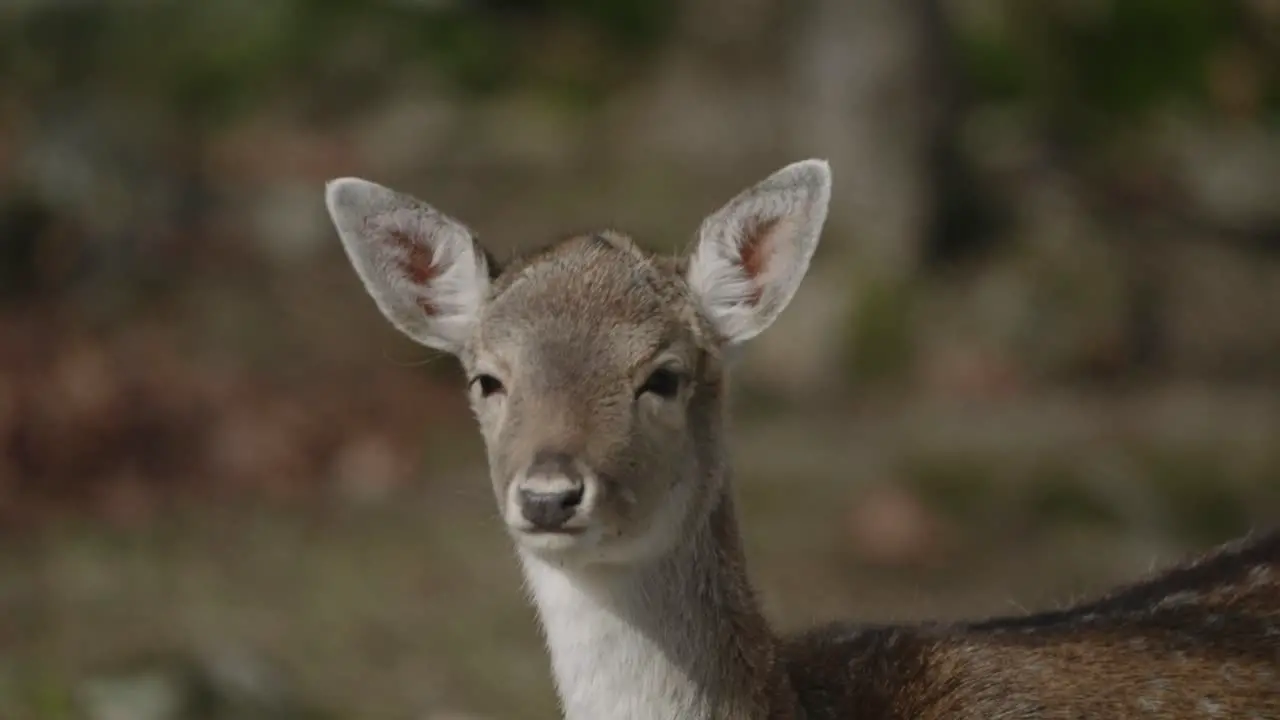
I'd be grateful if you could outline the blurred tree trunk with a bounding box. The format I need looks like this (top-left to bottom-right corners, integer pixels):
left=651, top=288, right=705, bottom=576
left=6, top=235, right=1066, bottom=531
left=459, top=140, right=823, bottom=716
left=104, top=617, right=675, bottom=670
left=743, top=0, right=952, bottom=399
left=789, top=0, right=948, bottom=281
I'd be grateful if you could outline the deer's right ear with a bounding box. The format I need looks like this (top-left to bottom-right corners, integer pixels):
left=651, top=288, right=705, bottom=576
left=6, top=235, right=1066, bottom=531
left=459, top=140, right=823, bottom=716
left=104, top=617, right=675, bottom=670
left=324, top=178, right=492, bottom=355
left=686, top=159, right=831, bottom=345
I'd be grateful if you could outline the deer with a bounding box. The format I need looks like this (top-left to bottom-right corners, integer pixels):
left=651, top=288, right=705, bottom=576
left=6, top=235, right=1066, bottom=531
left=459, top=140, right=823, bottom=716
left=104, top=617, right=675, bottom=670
left=322, top=159, right=1280, bottom=720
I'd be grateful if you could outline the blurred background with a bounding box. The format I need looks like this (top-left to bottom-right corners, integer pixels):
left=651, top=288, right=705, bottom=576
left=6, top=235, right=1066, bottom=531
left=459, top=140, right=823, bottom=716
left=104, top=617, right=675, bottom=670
left=0, top=0, right=1278, bottom=718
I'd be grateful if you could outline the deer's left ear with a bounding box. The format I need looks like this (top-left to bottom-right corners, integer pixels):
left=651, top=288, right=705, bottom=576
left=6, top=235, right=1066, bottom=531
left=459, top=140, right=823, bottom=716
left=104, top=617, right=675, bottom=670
left=685, top=159, right=832, bottom=345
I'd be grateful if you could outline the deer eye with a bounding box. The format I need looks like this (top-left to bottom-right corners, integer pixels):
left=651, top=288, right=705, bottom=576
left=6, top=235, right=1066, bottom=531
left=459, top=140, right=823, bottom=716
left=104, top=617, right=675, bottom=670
left=471, top=374, right=505, bottom=398
left=638, top=367, right=682, bottom=399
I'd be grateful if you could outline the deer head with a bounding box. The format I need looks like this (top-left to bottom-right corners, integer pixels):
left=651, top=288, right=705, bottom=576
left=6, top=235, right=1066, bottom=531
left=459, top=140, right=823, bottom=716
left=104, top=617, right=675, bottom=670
left=324, top=160, right=831, bottom=568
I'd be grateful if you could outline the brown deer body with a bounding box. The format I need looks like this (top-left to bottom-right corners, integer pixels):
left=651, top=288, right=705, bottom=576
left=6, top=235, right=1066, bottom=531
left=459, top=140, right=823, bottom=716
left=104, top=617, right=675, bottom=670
left=322, top=160, right=1280, bottom=720
left=788, top=528, right=1279, bottom=719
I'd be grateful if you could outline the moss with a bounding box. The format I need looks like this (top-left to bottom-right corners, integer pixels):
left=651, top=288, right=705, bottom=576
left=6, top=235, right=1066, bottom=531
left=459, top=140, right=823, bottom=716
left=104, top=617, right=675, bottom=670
left=905, top=453, right=1153, bottom=540
left=1251, top=450, right=1280, bottom=512
left=902, top=452, right=1002, bottom=523
left=6, top=669, right=74, bottom=720
left=1135, top=445, right=1253, bottom=546
left=845, top=280, right=915, bottom=385
left=959, top=32, right=1032, bottom=103
left=1021, top=464, right=1124, bottom=531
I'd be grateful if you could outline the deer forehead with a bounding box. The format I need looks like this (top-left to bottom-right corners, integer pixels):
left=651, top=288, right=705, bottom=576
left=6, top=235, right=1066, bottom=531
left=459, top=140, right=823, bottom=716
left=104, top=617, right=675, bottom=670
left=471, top=234, right=703, bottom=378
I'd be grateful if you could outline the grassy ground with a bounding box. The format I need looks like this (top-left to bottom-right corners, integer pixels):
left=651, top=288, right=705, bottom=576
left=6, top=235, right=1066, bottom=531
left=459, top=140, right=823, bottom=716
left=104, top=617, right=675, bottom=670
left=2, top=385, right=1277, bottom=719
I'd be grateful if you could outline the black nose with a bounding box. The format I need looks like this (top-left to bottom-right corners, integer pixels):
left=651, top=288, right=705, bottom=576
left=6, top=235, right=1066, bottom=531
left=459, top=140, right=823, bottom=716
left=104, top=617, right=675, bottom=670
left=519, top=450, right=585, bottom=530
left=519, top=484, right=583, bottom=530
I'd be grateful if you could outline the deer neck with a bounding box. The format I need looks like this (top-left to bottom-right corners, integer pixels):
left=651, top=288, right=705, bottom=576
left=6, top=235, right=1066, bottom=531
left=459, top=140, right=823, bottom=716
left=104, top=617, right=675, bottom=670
left=519, top=485, right=793, bottom=720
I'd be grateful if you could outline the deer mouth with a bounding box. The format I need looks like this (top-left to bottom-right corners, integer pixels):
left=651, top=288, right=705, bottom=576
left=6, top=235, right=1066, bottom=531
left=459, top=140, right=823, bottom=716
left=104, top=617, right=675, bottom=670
left=511, top=524, right=598, bottom=557
left=520, top=526, right=587, bottom=537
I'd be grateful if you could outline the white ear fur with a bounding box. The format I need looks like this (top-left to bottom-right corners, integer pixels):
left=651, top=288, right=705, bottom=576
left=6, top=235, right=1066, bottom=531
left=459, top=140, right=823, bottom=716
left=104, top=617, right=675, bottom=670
left=324, top=177, right=491, bottom=354
left=686, top=159, right=832, bottom=345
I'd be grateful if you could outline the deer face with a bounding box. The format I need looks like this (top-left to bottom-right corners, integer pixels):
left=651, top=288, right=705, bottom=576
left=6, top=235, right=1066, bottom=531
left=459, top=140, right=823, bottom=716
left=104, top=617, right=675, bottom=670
left=324, top=160, right=831, bottom=567
left=462, top=233, right=717, bottom=565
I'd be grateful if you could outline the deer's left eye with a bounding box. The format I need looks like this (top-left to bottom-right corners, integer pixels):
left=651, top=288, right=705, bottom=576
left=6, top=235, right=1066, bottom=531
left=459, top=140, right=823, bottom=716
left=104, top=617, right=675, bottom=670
left=638, top=368, right=681, bottom=399
left=471, top=374, right=505, bottom=398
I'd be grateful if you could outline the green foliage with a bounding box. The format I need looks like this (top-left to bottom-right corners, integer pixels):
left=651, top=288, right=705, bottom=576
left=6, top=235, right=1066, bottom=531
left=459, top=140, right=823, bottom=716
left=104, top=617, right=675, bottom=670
left=959, top=31, right=1031, bottom=103
left=1135, top=445, right=1255, bottom=546
left=1022, top=467, right=1123, bottom=530
left=903, top=442, right=1272, bottom=545
left=0, top=0, right=678, bottom=125
left=959, top=0, right=1247, bottom=136
left=903, top=452, right=1001, bottom=523
left=535, top=0, right=677, bottom=50
left=1061, top=0, right=1234, bottom=116
left=408, top=9, right=523, bottom=96
left=4, top=669, right=74, bottom=720
left=845, top=280, right=915, bottom=384
left=905, top=453, right=1125, bottom=534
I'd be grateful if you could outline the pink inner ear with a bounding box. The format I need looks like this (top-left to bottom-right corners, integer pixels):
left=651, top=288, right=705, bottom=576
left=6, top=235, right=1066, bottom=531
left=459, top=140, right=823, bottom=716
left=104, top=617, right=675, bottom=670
left=390, top=230, right=440, bottom=316
left=738, top=216, right=779, bottom=304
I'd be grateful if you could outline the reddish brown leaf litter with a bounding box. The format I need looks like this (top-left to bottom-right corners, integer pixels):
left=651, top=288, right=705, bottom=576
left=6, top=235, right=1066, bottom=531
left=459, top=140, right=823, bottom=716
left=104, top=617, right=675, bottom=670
left=0, top=309, right=466, bottom=533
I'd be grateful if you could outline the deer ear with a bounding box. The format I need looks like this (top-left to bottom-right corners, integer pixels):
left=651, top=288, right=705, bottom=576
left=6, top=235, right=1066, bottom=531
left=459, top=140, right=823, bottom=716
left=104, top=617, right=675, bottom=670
left=686, top=159, right=831, bottom=345
left=324, top=178, right=493, bottom=355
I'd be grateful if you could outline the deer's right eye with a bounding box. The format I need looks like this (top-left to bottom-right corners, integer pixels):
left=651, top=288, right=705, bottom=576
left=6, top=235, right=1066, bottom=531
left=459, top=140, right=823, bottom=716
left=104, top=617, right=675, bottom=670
left=471, top=374, right=505, bottom=398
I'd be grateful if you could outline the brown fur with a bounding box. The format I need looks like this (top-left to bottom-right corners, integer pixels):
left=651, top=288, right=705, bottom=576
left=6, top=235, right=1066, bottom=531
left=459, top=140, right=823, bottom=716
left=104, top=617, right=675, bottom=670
left=786, top=530, right=1280, bottom=719
left=483, top=234, right=1279, bottom=719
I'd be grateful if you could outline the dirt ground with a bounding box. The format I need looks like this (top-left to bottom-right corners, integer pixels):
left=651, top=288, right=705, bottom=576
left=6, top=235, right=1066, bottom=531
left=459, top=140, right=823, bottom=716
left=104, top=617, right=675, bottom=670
left=3, top=385, right=1276, bottom=720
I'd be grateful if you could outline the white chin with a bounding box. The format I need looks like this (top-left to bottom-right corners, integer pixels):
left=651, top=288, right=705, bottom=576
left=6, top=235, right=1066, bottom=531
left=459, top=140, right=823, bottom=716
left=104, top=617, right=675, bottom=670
left=512, top=528, right=594, bottom=556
